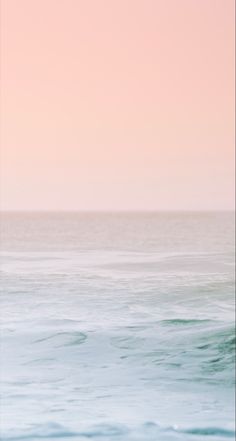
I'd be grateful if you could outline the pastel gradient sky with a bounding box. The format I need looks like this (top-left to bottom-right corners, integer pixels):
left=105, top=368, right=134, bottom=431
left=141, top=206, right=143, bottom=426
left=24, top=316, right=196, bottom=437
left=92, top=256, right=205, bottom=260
left=1, top=0, right=235, bottom=211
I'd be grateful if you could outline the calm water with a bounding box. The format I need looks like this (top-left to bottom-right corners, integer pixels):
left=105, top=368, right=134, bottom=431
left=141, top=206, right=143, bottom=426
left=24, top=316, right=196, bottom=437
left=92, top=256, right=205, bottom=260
left=0, top=212, right=235, bottom=440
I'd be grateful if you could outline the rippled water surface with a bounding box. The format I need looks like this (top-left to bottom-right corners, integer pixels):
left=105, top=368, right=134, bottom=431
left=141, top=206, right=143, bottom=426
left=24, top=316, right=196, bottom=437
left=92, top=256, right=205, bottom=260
left=0, top=212, right=235, bottom=440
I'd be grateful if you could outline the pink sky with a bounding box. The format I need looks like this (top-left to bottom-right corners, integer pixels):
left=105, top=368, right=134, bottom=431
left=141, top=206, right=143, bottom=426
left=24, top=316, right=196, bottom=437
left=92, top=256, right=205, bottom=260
left=1, top=0, right=235, bottom=210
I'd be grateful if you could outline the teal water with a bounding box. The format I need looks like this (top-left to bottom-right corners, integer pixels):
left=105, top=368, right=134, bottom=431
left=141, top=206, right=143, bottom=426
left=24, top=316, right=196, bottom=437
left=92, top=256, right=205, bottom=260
left=0, top=212, right=235, bottom=440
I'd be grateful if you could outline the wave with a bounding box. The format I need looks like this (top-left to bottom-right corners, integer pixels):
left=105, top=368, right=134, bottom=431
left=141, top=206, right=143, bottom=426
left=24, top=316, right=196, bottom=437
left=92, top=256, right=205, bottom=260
left=160, top=318, right=213, bottom=326
left=2, top=422, right=235, bottom=440
left=33, top=331, right=87, bottom=347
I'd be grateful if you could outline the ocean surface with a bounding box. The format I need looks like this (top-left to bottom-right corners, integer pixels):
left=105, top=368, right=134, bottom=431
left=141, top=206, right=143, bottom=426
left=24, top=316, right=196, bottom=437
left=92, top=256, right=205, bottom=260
left=0, top=212, right=235, bottom=441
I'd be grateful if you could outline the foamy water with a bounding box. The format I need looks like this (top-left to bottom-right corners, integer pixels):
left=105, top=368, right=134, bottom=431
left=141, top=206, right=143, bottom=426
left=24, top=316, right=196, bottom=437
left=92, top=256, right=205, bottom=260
left=0, top=212, right=235, bottom=440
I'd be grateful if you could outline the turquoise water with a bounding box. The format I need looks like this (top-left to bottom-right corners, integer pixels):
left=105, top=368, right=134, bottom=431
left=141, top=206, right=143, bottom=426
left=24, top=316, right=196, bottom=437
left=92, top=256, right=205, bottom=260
left=0, top=212, right=235, bottom=440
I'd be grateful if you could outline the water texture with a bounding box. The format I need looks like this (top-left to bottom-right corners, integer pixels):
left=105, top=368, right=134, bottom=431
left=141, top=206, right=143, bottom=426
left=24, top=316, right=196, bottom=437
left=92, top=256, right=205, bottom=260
left=0, top=212, right=235, bottom=440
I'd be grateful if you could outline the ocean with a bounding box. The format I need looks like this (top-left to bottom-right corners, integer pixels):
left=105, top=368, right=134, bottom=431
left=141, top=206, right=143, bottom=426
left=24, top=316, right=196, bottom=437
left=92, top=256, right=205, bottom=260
left=0, top=212, right=235, bottom=440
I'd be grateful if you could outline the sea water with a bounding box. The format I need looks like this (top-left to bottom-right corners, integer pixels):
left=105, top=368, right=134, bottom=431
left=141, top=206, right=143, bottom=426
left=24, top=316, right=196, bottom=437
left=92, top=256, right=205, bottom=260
left=0, top=212, right=235, bottom=440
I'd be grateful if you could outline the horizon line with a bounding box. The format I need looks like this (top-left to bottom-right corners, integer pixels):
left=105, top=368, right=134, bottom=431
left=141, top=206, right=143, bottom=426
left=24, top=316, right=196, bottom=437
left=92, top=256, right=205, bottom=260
left=1, top=209, right=235, bottom=214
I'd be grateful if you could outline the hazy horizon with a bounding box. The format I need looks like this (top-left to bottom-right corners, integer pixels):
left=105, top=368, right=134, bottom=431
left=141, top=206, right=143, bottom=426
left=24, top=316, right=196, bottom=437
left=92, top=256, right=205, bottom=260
left=1, top=209, right=235, bottom=214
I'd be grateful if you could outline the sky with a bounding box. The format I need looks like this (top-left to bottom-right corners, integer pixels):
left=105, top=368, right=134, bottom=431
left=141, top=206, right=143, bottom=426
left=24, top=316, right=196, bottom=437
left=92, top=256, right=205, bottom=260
left=0, top=0, right=235, bottom=211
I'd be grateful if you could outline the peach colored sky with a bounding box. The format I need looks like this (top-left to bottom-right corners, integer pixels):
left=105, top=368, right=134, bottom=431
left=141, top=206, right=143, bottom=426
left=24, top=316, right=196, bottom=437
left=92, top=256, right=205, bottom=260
left=0, top=0, right=235, bottom=210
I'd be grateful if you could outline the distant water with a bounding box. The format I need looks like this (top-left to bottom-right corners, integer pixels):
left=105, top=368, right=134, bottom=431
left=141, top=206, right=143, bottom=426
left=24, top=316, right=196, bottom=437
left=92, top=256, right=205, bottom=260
left=0, top=212, right=235, bottom=441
